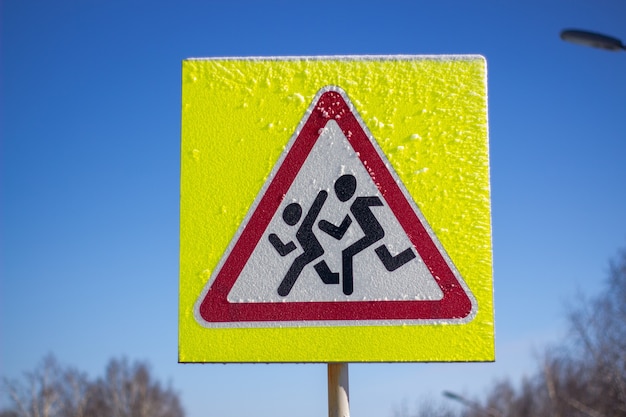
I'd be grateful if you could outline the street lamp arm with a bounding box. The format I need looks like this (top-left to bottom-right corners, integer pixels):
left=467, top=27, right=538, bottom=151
left=560, top=29, right=625, bottom=51
left=442, top=391, right=503, bottom=417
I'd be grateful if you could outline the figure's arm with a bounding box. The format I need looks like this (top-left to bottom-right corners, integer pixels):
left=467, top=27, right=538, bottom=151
left=268, top=233, right=296, bottom=256
left=318, top=215, right=352, bottom=240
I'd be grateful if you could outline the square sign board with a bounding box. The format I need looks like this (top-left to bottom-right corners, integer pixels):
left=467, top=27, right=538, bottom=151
left=180, top=56, right=493, bottom=363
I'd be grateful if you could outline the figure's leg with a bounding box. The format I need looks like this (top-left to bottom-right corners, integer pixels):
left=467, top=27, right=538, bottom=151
left=278, top=256, right=308, bottom=296
left=375, top=245, right=416, bottom=271
left=314, top=261, right=339, bottom=285
left=341, top=237, right=380, bottom=296
left=342, top=250, right=354, bottom=295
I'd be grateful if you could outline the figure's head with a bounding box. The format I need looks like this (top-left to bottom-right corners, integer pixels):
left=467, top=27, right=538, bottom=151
left=334, top=174, right=357, bottom=202
left=282, top=202, right=302, bottom=226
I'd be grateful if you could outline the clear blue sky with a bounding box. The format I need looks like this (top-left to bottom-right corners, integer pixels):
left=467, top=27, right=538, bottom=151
left=2, top=1, right=625, bottom=416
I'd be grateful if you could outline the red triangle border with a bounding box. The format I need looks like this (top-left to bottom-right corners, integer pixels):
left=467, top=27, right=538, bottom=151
left=196, top=87, right=475, bottom=326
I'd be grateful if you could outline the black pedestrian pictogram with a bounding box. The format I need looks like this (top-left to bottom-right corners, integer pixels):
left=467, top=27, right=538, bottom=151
left=319, top=174, right=416, bottom=295
left=269, top=174, right=416, bottom=297
left=268, top=191, right=339, bottom=297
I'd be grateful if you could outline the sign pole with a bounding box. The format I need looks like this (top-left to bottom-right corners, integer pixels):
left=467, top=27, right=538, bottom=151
left=328, top=362, right=350, bottom=417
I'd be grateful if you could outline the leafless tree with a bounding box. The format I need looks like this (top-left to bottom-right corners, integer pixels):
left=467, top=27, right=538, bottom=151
left=550, top=248, right=626, bottom=416
left=467, top=249, right=626, bottom=417
left=401, top=248, right=626, bottom=417
left=2, top=356, right=184, bottom=417
left=3, top=355, right=64, bottom=417
left=85, top=358, right=184, bottom=417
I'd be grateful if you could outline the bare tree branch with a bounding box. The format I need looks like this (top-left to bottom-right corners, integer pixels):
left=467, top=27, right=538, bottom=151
left=1, top=356, right=184, bottom=417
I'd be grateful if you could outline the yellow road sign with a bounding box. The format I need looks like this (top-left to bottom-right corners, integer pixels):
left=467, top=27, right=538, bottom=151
left=180, top=56, right=493, bottom=363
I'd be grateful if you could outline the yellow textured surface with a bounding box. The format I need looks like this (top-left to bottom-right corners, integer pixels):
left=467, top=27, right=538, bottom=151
left=180, top=56, right=493, bottom=362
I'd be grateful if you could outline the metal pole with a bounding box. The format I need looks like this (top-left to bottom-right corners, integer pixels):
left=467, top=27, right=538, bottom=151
left=328, top=363, right=350, bottom=417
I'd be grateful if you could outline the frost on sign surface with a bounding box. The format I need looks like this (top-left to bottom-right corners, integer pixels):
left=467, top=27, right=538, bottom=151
left=179, top=56, right=493, bottom=363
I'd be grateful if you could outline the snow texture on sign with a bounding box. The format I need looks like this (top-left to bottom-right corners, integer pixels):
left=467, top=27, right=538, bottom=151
left=228, top=120, right=444, bottom=303
left=181, top=56, right=493, bottom=362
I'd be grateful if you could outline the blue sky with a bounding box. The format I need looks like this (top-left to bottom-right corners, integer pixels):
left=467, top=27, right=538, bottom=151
left=2, top=1, right=625, bottom=416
